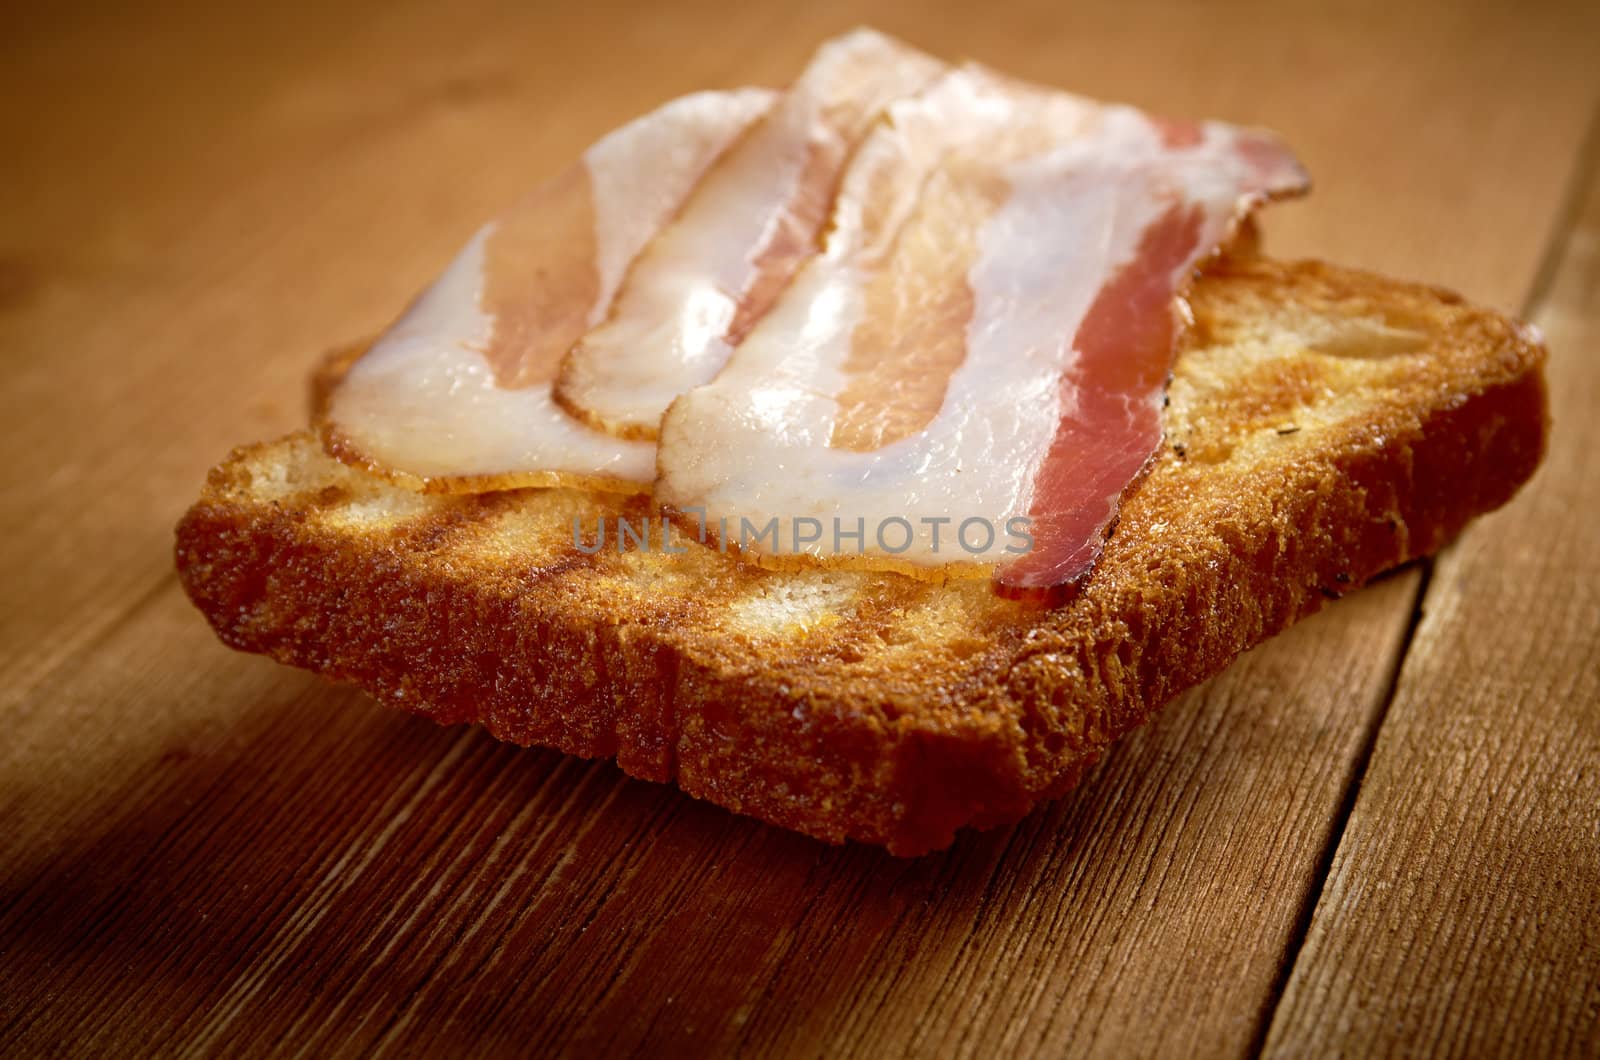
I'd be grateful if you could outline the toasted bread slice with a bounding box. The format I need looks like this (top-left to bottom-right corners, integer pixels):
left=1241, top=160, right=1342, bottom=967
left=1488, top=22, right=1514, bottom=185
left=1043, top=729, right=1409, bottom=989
left=175, top=257, right=1547, bottom=854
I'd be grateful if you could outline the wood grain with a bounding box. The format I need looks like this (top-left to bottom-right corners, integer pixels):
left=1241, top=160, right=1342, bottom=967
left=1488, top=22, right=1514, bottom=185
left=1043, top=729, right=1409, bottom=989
left=1262, top=132, right=1600, bottom=1058
left=0, top=574, right=1418, bottom=1057
left=1, top=0, right=1596, bottom=1054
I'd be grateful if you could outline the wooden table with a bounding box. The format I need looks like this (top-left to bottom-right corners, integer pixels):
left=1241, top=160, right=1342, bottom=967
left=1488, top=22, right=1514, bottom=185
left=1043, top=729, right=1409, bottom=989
left=3, top=1, right=1596, bottom=1054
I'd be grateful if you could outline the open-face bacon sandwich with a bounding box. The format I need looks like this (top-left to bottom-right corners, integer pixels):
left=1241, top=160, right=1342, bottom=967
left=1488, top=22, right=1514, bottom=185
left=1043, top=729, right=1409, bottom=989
left=177, top=29, right=1548, bottom=854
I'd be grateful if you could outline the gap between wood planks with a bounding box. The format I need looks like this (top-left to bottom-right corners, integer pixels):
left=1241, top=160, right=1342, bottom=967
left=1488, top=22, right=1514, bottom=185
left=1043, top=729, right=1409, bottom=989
left=1247, top=100, right=1600, bottom=1056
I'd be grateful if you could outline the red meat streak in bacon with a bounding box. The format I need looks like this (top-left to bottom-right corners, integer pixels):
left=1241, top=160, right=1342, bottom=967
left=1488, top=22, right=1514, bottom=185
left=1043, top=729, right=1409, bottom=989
left=995, top=201, right=1202, bottom=601
left=996, top=136, right=1303, bottom=599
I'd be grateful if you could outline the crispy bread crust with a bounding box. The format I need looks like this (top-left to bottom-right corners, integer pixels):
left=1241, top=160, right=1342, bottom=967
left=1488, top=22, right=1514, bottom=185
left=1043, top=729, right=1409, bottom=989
left=176, top=258, right=1547, bottom=853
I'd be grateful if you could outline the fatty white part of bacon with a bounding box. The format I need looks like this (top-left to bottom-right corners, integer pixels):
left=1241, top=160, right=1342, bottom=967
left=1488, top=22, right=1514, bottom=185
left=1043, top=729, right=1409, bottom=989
left=654, top=82, right=1292, bottom=569
left=552, top=28, right=945, bottom=440
left=321, top=87, right=774, bottom=487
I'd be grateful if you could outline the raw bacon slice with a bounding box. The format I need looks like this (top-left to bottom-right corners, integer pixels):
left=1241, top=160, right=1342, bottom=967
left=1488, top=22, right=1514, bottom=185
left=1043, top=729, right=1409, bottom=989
left=654, top=68, right=1308, bottom=596
left=552, top=28, right=945, bottom=442
left=993, top=119, right=1308, bottom=598
left=320, top=88, right=774, bottom=492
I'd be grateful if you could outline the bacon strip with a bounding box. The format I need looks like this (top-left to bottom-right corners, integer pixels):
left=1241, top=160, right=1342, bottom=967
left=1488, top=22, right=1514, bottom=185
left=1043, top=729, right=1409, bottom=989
left=654, top=70, right=1308, bottom=593
left=995, top=129, right=1308, bottom=597
left=552, top=29, right=944, bottom=441
left=320, top=89, right=773, bottom=492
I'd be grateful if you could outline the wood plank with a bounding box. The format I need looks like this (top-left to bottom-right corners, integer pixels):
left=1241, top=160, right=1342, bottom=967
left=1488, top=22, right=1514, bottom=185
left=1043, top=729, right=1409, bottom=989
left=0, top=0, right=1594, bottom=1054
left=1263, top=129, right=1600, bottom=1055
left=1, top=576, right=1417, bottom=1056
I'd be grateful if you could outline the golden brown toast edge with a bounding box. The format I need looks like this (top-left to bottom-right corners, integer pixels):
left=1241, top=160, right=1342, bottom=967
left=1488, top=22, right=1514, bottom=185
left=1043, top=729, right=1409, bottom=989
left=175, top=257, right=1548, bottom=854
